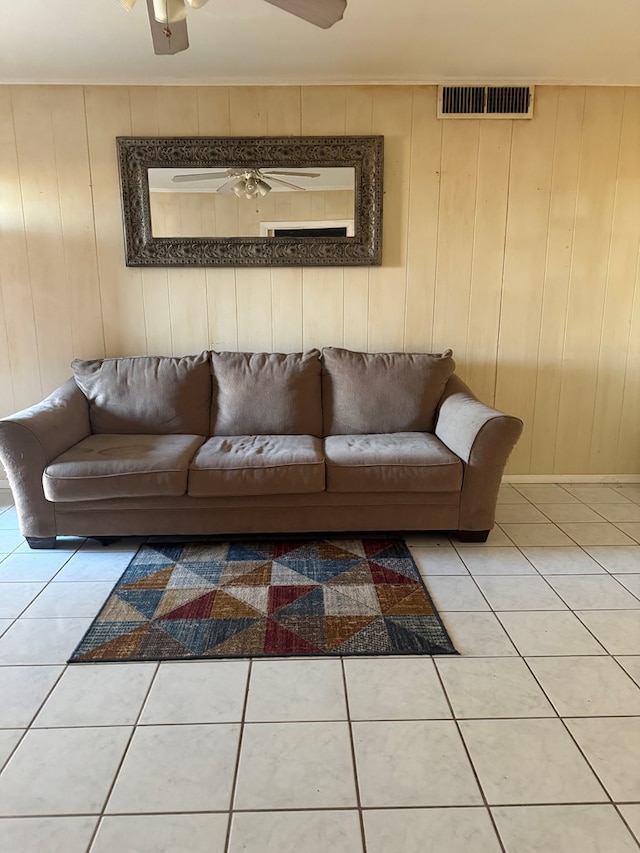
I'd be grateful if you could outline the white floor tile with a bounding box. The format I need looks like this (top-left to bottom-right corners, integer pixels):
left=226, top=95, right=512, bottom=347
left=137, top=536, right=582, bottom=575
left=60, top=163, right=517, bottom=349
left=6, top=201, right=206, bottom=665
left=344, top=657, right=451, bottom=720
left=495, top=504, right=549, bottom=524
left=497, top=485, right=530, bottom=504
left=474, top=576, right=566, bottom=611
left=410, top=547, right=469, bottom=575
left=615, top=522, right=640, bottom=543
left=558, top=522, right=636, bottom=547
left=0, top=817, right=98, bottom=853
left=499, top=523, right=575, bottom=547
left=0, top=665, right=63, bottom=728
left=107, top=724, right=240, bottom=813
left=0, top=582, right=47, bottom=619
left=514, top=485, right=578, bottom=503
left=590, top=503, right=640, bottom=522
left=613, top=485, right=640, bottom=501
left=0, top=619, right=11, bottom=637
left=615, top=656, right=640, bottom=686
left=229, top=810, right=363, bottom=853
left=565, top=717, right=640, bottom=801
left=492, top=805, right=639, bottom=853
left=0, top=726, right=131, bottom=815
left=140, top=660, right=248, bottom=724
left=364, top=807, right=502, bottom=853
left=245, top=659, right=345, bottom=722
left=0, top=508, right=19, bottom=530
left=425, top=576, right=489, bottom=611
left=497, top=611, right=607, bottom=656
left=353, top=720, right=482, bottom=807
left=52, top=549, right=137, bottom=583
left=0, top=530, right=24, bottom=554
left=235, top=721, right=357, bottom=810
left=546, top=575, right=640, bottom=609
left=21, top=582, right=115, bottom=618
left=619, top=804, right=640, bottom=846
left=0, top=730, right=23, bottom=769
left=404, top=533, right=452, bottom=547
left=585, top=545, right=640, bottom=573
left=540, top=503, right=607, bottom=523
left=457, top=547, right=537, bottom=576
left=0, top=552, right=71, bottom=582
left=615, top=575, right=640, bottom=598
left=0, top=617, right=94, bottom=664
left=440, top=612, right=518, bottom=656
left=526, top=656, right=640, bottom=716
left=34, top=663, right=155, bottom=727
left=576, top=610, right=640, bottom=655
left=564, top=485, right=634, bottom=504
left=521, top=547, right=606, bottom=575
left=92, top=813, right=229, bottom=853
left=436, top=657, right=555, bottom=718
left=460, top=718, right=606, bottom=804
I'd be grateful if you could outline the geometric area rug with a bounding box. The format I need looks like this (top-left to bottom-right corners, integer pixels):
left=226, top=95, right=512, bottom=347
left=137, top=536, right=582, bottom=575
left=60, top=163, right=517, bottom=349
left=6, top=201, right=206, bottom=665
left=69, top=538, right=457, bottom=662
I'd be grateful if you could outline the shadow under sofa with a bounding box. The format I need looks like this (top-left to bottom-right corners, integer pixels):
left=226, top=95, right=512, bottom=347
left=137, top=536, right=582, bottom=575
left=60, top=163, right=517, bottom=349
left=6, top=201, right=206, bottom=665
left=0, top=347, right=523, bottom=549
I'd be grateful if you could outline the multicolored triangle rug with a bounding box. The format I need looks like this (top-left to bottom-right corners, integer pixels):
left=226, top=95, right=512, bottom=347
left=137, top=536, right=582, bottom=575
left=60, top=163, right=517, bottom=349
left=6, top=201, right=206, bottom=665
left=69, top=538, right=457, bottom=662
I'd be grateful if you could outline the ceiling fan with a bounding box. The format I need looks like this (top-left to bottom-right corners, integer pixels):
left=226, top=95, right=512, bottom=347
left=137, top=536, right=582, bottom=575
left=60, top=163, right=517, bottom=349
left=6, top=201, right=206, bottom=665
left=172, top=168, right=321, bottom=198
left=119, top=0, right=347, bottom=55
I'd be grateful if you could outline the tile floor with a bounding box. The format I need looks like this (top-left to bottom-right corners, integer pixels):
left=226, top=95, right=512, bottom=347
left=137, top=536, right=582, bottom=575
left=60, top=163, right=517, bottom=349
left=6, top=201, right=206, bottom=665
left=0, top=483, right=639, bottom=852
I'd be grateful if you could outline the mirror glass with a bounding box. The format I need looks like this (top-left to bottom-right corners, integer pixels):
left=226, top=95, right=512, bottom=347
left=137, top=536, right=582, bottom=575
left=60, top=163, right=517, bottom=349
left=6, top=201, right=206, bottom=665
left=148, top=167, right=356, bottom=239
left=117, top=136, right=383, bottom=267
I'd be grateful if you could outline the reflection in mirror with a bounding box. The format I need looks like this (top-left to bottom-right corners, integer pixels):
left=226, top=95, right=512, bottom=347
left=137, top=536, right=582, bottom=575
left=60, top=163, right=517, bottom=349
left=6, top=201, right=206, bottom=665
left=148, top=167, right=355, bottom=239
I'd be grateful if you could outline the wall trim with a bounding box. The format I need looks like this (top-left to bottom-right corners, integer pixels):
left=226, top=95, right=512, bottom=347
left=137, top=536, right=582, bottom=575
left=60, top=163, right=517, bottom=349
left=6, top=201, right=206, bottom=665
left=503, top=474, right=640, bottom=484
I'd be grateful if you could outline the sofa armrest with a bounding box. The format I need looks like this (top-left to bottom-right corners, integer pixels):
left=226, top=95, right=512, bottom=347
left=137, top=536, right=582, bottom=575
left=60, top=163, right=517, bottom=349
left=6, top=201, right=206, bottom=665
left=0, top=379, right=91, bottom=538
left=435, top=375, right=523, bottom=532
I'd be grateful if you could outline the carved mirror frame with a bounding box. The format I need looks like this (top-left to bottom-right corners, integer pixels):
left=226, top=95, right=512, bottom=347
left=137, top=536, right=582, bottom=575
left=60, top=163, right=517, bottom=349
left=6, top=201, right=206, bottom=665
left=117, top=135, right=384, bottom=267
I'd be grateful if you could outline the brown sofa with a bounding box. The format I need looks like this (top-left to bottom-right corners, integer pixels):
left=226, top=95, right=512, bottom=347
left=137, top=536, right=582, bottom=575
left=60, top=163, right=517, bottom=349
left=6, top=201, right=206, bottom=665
left=0, top=348, right=523, bottom=549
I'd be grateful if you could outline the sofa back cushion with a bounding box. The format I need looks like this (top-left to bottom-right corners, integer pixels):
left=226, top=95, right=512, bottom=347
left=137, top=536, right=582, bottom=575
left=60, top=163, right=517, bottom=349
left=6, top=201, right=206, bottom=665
left=211, top=350, right=322, bottom=437
left=321, top=347, right=455, bottom=435
left=72, top=353, right=211, bottom=435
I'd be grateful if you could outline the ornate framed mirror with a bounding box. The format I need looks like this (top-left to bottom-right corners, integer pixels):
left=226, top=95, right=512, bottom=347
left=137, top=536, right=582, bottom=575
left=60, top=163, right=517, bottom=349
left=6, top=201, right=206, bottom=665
left=117, top=135, right=383, bottom=267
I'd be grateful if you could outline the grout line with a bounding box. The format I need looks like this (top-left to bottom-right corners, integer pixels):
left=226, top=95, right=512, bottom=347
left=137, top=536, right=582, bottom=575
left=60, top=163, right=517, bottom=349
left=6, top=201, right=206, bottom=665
left=340, top=657, right=368, bottom=853
left=223, top=658, right=252, bottom=853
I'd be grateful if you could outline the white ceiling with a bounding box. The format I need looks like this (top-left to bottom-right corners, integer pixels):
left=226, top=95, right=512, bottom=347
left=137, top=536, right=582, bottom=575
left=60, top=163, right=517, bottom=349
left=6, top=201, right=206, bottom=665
left=3, top=0, right=640, bottom=87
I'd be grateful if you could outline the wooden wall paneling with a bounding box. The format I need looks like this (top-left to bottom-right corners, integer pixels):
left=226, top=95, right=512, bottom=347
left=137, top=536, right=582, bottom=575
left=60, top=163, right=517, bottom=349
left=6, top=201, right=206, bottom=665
left=11, top=87, right=75, bottom=392
left=0, top=285, right=14, bottom=416
left=302, top=267, right=344, bottom=350
left=616, top=246, right=640, bottom=473
left=368, top=87, right=413, bottom=352
left=553, top=88, right=625, bottom=472
left=266, top=86, right=301, bottom=135
left=464, top=119, right=512, bottom=404
left=207, top=268, right=238, bottom=352
left=50, top=87, right=105, bottom=364
left=229, top=88, right=269, bottom=136
left=404, top=87, right=442, bottom=353
left=431, top=117, right=480, bottom=367
left=301, top=88, right=347, bottom=135
left=495, top=88, right=557, bottom=472
left=85, top=86, right=146, bottom=356
left=342, top=87, right=374, bottom=353
left=590, top=88, right=640, bottom=472
left=236, top=268, right=273, bottom=352
left=197, top=87, right=231, bottom=135
left=130, top=87, right=172, bottom=356
left=0, top=87, right=42, bottom=411
left=529, top=87, right=584, bottom=473
left=272, top=268, right=303, bottom=352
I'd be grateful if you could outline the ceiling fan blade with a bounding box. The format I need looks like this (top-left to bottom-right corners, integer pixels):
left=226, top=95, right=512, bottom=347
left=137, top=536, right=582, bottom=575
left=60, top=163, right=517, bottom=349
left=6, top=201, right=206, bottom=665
left=263, top=0, right=346, bottom=28
left=264, top=170, right=320, bottom=178
left=266, top=176, right=306, bottom=191
left=172, top=172, right=232, bottom=182
left=217, top=177, right=242, bottom=195
left=146, top=0, right=189, bottom=53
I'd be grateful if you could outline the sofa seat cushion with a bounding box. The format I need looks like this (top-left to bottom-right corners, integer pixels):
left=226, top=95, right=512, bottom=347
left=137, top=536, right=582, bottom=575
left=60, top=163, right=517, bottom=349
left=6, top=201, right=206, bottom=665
left=324, top=432, right=463, bottom=493
left=43, top=434, right=205, bottom=502
left=188, top=435, right=325, bottom=497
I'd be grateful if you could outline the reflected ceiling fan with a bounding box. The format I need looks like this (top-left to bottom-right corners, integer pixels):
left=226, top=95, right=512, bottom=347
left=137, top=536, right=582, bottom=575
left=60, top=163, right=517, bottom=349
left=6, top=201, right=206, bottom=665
left=172, top=168, right=321, bottom=198
left=119, top=0, right=347, bottom=55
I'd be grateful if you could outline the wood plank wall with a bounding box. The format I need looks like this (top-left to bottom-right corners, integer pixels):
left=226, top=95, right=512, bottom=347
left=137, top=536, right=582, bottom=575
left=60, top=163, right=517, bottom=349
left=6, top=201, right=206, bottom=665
left=0, top=84, right=639, bottom=475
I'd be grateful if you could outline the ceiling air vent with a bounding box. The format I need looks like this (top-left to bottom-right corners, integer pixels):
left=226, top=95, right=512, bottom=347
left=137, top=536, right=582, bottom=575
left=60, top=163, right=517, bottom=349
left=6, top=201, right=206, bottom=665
left=438, top=85, right=534, bottom=119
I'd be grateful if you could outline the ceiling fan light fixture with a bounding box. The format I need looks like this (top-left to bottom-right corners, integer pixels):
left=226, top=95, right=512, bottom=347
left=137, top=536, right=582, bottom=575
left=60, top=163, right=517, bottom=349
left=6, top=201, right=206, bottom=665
left=152, top=0, right=187, bottom=23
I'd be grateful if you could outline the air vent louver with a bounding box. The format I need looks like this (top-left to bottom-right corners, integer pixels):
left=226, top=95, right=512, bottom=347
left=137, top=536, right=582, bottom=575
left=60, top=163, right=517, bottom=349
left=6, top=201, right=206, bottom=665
left=438, top=86, right=534, bottom=119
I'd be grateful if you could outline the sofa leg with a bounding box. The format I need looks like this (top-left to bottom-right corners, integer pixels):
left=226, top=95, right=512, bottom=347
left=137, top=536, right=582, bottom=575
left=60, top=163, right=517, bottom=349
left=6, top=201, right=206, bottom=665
left=90, top=537, right=123, bottom=547
left=457, top=529, right=490, bottom=543
left=25, top=536, right=57, bottom=550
